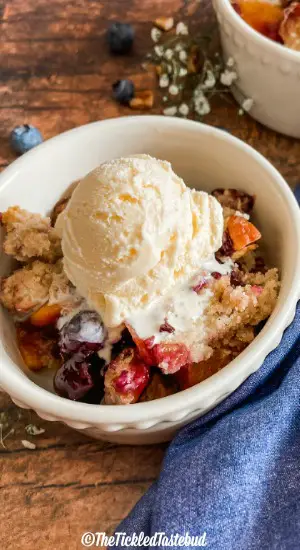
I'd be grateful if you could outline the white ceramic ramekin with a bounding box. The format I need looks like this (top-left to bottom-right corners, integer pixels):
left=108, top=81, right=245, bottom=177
left=213, top=0, right=300, bottom=138
left=0, top=116, right=299, bottom=445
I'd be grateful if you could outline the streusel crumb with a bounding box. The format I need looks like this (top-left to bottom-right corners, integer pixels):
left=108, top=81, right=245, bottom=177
left=48, top=260, right=83, bottom=314
left=2, top=206, right=62, bottom=263
left=206, top=268, right=280, bottom=350
left=0, top=260, right=79, bottom=314
left=0, top=261, right=56, bottom=313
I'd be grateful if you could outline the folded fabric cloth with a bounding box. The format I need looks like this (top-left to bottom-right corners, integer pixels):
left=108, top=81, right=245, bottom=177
left=116, top=187, right=300, bottom=550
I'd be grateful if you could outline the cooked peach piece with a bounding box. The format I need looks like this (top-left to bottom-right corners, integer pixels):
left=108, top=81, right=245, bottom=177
left=176, top=350, right=233, bottom=390
left=17, top=325, right=58, bottom=371
left=227, top=215, right=261, bottom=251
left=29, top=303, right=62, bottom=327
left=140, top=372, right=178, bottom=401
left=234, top=1, right=283, bottom=40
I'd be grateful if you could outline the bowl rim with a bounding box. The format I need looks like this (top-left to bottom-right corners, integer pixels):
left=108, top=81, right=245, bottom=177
left=0, top=115, right=300, bottom=426
left=215, top=0, right=300, bottom=61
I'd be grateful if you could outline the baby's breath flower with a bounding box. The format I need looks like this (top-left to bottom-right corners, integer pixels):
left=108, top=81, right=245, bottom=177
left=151, top=27, right=162, bottom=43
left=154, top=45, right=164, bottom=57
left=169, top=84, right=179, bottom=96
left=149, top=18, right=242, bottom=121
left=176, top=22, right=189, bottom=35
left=163, top=106, right=178, bottom=116
left=179, top=50, right=188, bottom=62
left=175, top=43, right=184, bottom=52
left=179, top=103, right=189, bottom=116
left=193, top=87, right=211, bottom=116
left=242, top=98, right=254, bottom=112
left=220, top=69, right=237, bottom=86
left=25, top=424, right=45, bottom=436
left=203, top=69, right=216, bottom=90
left=226, top=57, right=235, bottom=67
left=193, top=84, right=204, bottom=99
left=164, top=48, right=173, bottom=60
left=159, top=74, right=170, bottom=88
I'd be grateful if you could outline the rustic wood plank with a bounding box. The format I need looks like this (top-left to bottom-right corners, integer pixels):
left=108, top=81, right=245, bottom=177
left=2, top=0, right=182, bottom=21
left=0, top=392, right=165, bottom=550
left=1, top=484, right=150, bottom=549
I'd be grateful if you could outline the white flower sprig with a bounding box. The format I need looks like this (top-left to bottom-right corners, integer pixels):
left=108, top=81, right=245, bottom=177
left=148, top=22, right=254, bottom=120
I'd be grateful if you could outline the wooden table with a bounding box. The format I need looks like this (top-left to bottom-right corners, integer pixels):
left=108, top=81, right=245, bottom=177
left=0, top=1, right=299, bottom=549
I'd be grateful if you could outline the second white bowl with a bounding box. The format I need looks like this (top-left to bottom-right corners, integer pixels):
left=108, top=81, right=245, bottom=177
left=213, top=0, right=300, bottom=138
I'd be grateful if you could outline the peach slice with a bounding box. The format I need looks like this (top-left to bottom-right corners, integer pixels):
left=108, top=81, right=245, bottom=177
left=176, top=350, right=233, bottom=390
left=29, top=303, right=61, bottom=327
left=227, top=215, right=261, bottom=251
left=140, top=372, right=178, bottom=401
left=234, top=1, right=284, bottom=41
left=17, top=325, right=58, bottom=371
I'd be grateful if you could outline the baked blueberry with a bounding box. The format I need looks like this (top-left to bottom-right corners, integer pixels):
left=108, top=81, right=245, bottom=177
left=54, top=356, right=95, bottom=400
left=59, top=310, right=107, bottom=357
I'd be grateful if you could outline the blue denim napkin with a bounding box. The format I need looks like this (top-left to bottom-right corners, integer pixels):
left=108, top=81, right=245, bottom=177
left=116, top=188, right=300, bottom=550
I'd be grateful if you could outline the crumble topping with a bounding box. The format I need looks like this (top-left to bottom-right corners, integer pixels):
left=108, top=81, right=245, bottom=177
left=0, top=261, right=57, bottom=313
left=0, top=259, right=79, bottom=314
left=1, top=206, right=62, bottom=263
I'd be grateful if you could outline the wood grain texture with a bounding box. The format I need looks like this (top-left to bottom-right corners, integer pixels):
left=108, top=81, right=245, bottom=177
left=0, top=1, right=299, bottom=548
left=0, top=393, right=166, bottom=550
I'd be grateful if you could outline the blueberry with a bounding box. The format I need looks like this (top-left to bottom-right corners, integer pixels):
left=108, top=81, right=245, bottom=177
left=107, top=22, right=134, bottom=55
left=54, top=356, right=95, bottom=400
left=112, top=79, right=135, bottom=105
left=54, top=353, right=105, bottom=402
left=10, top=124, right=43, bottom=154
left=59, top=310, right=107, bottom=357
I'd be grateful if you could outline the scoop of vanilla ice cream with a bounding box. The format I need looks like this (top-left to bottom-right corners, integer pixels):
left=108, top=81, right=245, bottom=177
left=58, top=155, right=223, bottom=327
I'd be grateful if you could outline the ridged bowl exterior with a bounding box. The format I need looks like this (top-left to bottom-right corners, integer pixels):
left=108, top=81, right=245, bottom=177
left=213, top=0, right=300, bottom=138
left=1, top=117, right=299, bottom=444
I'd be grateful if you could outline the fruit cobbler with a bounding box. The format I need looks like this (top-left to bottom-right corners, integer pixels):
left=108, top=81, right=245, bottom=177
left=0, top=159, right=280, bottom=406
left=231, top=0, right=300, bottom=51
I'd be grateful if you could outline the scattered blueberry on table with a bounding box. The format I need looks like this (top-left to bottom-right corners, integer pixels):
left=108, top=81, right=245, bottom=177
left=112, top=79, right=135, bottom=105
left=10, top=124, right=43, bottom=154
left=107, top=22, right=135, bottom=54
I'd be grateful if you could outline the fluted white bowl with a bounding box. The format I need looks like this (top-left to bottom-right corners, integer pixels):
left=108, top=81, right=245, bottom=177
left=213, top=0, right=300, bottom=138
left=0, top=116, right=299, bottom=444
